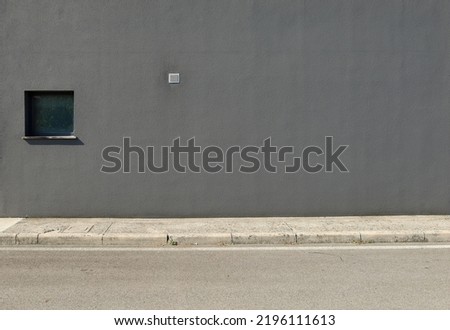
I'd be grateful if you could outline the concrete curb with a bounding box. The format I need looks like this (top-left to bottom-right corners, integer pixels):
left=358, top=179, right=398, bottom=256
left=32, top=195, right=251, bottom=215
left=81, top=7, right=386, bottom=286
left=424, top=230, right=450, bottom=242
left=0, top=232, right=16, bottom=245
left=296, top=232, right=361, bottom=244
left=231, top=233, right=296, bottom=245
left=17, top=233, right=39, bottom=245
left=0, top=216, right=450, bottom=247
left=38, top=233, right=103, bottom=246
left=103, top=233, right=167, bottom=247
left=168, top=233, right=232, bottom=246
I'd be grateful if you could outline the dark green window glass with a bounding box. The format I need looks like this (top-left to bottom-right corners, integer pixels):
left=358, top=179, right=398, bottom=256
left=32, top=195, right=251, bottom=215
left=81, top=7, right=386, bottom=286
left=26, top=91, right=74, bottom=136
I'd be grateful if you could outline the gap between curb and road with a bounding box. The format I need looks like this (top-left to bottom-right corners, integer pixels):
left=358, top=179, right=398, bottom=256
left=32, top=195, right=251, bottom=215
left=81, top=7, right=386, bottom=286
left=0, top=216, right=450, bottom=247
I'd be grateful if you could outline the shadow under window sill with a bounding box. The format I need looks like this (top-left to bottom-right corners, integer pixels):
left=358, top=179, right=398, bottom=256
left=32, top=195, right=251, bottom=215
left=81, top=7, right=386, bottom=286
left=22, top=135, right=83, bottom=145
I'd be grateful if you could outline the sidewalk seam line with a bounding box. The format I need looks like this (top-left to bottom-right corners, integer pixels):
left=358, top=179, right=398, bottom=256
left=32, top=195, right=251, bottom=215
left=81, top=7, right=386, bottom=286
left=85, top=225, right=95, bottom=234
left=101, top=222, right=114, bottom=246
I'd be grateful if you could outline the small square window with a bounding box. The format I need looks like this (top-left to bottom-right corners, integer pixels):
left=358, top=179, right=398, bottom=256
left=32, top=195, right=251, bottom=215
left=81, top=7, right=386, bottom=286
left=25, top=91, right=74, bottom=138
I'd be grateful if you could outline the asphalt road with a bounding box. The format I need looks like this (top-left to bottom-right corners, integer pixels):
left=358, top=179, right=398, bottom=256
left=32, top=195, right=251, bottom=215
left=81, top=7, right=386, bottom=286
left=0, top=245, right=449, bottom=309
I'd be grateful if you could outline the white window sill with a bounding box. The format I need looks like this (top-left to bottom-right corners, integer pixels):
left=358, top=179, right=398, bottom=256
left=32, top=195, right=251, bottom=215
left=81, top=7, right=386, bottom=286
left=22, top=135, right=78, bottom=140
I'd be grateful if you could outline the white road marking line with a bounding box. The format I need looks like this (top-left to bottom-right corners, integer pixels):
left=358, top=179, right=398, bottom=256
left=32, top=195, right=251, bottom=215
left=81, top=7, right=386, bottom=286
left=1, top=244, right=450, bottom=252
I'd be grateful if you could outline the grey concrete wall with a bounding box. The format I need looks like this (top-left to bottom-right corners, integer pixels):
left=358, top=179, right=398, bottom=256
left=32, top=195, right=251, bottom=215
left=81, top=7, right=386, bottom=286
left=1, top=0, right=449, bottom=217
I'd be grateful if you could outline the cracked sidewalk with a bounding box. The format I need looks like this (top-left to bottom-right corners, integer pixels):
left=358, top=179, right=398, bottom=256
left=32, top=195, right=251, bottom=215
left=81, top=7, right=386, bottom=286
left=0, top=215, right=450, bottom=246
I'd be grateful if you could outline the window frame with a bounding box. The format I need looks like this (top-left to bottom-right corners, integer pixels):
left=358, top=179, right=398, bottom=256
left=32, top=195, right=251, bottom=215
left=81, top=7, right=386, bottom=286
left=23, top=90, right=77, bottom=140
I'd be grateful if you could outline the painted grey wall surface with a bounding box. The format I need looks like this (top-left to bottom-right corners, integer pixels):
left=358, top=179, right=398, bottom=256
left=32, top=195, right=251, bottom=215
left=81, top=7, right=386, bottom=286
left=1, top=0, right=449, bottom=217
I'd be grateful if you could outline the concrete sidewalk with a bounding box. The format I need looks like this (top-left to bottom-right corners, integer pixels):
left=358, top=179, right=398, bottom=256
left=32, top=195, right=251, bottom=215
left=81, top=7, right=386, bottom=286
left=1, top=216, right=450, bottom=247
